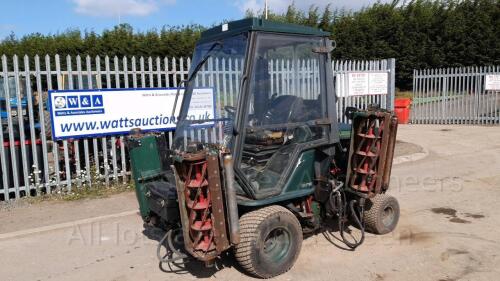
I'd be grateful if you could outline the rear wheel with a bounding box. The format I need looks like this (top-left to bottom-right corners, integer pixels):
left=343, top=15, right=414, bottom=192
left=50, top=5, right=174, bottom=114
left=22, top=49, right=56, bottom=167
left=363, top=194, right=400, bottom=234
left=235, top=205, right=302, bottom=278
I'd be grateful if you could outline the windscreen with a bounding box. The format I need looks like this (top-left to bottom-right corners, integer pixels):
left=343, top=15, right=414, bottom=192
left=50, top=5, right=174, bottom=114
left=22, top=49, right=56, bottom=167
left=172, top=33, right=248, bottom=152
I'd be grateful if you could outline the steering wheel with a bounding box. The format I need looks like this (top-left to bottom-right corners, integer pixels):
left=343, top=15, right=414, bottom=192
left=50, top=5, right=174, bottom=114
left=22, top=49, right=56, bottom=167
left=224, top=105, right=236, bottom=117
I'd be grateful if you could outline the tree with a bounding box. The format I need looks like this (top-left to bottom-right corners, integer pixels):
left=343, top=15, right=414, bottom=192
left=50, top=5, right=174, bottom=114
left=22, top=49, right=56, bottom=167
left=1, top=0, right=498, bottom=90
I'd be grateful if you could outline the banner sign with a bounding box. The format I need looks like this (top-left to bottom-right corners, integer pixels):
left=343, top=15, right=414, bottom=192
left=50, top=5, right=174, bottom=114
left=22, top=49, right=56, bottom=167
left=48, top=88, right=215, bottom=140
left=348, top=72, right=388, bottom=96
left=485, top=75, right=500, bottom=91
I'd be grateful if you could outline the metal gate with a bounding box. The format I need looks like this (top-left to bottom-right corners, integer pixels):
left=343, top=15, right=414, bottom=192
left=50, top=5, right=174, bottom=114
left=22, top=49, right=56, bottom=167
left=412, top=66, right=500, bottom=125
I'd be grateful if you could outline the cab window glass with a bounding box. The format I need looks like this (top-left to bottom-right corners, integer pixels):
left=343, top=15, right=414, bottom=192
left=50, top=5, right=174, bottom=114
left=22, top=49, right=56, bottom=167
left=239, top=33, right=327, bottom=197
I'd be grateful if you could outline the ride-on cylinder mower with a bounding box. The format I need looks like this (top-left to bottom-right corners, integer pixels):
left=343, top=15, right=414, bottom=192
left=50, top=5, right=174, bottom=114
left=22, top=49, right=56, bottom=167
left=128, top=18, right=399, bottom=278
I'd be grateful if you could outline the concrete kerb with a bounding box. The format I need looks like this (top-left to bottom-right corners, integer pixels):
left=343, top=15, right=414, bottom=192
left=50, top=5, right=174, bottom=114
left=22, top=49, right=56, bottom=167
left=393, top=147, right=429, bottom=165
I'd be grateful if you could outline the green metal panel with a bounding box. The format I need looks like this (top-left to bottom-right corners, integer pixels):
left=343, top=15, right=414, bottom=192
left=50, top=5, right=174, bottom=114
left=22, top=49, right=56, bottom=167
left=237, top=188, right=314, bottom=207
left=128, top=135, right=163, bottom=219
left=198, top=18, right=330, bottom=44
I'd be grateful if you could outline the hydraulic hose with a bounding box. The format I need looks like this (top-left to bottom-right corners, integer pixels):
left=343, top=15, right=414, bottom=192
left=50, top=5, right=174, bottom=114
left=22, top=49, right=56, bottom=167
left=157, top=228, right=189, bottom=263
left=340, top=199, right=365, bottom=249
left=332, top=189, right=365, bottom=249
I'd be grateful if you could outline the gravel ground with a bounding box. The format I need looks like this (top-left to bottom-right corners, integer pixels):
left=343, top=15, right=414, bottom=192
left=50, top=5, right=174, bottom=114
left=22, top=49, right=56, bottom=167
left=1, top=124, right=499, bottom=281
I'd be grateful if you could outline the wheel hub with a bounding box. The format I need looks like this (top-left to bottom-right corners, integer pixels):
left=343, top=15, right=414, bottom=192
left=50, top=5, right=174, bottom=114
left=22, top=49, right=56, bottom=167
left=263, top=228, right=291, bottom=262
left=382, top=206, right=395, bottom=227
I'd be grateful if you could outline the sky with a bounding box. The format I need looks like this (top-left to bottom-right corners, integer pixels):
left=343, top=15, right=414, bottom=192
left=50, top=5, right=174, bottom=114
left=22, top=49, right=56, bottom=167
left=0, top=0, right=390, bottom=39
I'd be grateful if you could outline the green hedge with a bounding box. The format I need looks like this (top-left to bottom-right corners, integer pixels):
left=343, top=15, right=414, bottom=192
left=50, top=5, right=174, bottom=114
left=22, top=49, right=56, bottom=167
left=1, top=0, right=498, bottom=90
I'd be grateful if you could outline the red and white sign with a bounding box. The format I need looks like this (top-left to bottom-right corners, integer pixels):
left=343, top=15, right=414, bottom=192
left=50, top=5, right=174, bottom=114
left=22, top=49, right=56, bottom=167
left=348, top=72, right=388, bottom=96
left=485, top=75, right=500, bottom=91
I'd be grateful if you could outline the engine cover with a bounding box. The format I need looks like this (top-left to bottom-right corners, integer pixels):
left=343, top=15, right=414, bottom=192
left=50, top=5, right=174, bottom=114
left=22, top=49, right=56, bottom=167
left=145, top=180, right=180, bottom=224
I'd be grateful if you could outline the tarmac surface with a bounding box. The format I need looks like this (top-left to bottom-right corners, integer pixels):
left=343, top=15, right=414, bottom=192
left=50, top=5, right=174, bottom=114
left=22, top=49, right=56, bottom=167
left=1, top=124, right=499, bottom=281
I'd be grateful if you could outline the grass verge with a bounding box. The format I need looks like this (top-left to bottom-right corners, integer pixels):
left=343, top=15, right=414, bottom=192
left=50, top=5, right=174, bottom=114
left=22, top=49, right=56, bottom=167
left=24, top=183, right=134, bottom=204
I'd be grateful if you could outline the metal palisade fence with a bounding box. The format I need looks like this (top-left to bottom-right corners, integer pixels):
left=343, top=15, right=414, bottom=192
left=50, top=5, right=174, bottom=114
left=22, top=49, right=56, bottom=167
left=412, top=66, right=500, bottom=125
left=0, top=54, right=395, bottom=201
left=0, top=54, right=191, bottom=201
left=334, top=59, right=396, bottom=124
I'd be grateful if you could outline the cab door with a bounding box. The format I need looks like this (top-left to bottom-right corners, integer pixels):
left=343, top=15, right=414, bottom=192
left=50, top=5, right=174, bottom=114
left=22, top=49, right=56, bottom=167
left=236, top=32, right=331, bottom=199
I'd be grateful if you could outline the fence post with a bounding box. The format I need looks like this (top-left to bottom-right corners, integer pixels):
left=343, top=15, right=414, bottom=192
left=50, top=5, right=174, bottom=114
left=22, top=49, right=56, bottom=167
left=2, top=55, right=21, bottom=199
left=387, top=58, right=396, bottom=111
left=0, top=56, right=10, bottom=199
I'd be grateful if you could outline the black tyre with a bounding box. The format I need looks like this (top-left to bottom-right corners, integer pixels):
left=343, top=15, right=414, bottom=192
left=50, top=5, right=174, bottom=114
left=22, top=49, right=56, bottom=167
left=235, top=205, right=302, bottom=278
left=364, top=194, right=400, bottom=234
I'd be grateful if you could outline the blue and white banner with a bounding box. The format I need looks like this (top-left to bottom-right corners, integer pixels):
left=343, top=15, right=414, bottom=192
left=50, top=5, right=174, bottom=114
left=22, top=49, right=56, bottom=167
left=48, top=88, right=215, bottom=140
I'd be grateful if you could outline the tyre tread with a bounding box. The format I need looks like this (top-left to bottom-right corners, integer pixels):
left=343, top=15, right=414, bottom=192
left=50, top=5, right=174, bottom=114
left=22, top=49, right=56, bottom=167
left=364, top=194, right=399, bottom=235
left=234, top=205, right=301, bottom=278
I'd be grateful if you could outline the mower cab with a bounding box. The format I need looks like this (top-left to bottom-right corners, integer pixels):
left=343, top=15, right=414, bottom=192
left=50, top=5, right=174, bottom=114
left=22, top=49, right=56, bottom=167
left=128, top=18, right=399, bottom=278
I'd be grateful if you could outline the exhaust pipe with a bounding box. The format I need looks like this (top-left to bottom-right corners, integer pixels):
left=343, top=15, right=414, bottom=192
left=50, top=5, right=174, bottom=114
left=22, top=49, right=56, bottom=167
left=223, top=154, right=240, bottom=244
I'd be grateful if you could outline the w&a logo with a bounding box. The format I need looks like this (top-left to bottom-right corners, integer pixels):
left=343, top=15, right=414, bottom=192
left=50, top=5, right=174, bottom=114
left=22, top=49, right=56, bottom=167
left=54, top=95, right=104, bottom=109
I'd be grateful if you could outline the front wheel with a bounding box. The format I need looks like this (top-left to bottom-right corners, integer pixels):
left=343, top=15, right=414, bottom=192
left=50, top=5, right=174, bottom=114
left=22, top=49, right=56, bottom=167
left=234, top=205, right=302, bottom=278
left=363, top=194, right=400, bottom=234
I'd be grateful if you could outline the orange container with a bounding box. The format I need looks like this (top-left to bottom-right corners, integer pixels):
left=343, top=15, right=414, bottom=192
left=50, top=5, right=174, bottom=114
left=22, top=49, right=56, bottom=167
left=394, top=98, right=412, bottom=124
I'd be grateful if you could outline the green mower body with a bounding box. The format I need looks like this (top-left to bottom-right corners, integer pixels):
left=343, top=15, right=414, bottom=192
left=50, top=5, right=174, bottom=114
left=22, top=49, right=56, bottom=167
left=128, top=18, right=399, bottom=278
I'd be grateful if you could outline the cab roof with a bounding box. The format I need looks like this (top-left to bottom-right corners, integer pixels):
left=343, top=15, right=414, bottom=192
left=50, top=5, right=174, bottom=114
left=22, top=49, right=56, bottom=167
left=198, top=18, right=330, bottom=44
